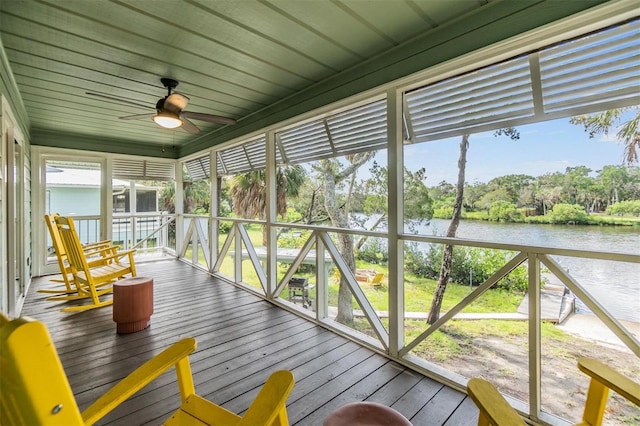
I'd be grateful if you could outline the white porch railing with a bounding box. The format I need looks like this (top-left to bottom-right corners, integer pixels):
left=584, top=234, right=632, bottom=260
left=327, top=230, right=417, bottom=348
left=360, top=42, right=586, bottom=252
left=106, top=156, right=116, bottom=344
left=175, top=216, right=639, bottom=424
left=60, top=213, right=177, bottom=258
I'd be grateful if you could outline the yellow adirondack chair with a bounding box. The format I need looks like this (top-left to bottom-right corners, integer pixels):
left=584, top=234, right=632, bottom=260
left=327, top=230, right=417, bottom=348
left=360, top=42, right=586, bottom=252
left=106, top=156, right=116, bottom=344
left=55, top=215, right=137, bottom=312
left=467, top=358, right=640, bottom=426
left=368, top=272, right=385, bottom=287
left=0, top=314, right=295, bottom=426
left=40, top=213, right=116, bottom=296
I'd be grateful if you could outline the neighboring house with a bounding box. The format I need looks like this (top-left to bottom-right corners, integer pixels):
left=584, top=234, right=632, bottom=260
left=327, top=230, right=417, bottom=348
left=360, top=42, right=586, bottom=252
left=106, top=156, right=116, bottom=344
left=45, top=166, right=161, bottom=246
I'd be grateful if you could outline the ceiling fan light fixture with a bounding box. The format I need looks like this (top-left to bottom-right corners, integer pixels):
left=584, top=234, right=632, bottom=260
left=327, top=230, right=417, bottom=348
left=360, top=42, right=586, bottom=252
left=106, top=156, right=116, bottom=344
left=153, top=111, right=182, bottom=129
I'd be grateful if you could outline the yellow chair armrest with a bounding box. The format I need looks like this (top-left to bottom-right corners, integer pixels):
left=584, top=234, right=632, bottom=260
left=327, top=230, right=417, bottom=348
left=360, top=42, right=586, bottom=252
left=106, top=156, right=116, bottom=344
left=239, top=370, right=295, bottom=426
left=467, top=378, right=526, bottom=426
left=82, top=338, right=197, bottom=425
left=95, top=249, right=136, bottom=263
left=578, top=357, right=640, bottom=406
left=82, top=240, right=113, bottom=250
left=83, top=246, right=118, bottom=257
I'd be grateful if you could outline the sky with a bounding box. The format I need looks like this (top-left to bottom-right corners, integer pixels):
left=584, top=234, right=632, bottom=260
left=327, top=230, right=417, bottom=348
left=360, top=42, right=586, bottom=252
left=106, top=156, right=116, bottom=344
left=363, top=114, right=632, bottom=186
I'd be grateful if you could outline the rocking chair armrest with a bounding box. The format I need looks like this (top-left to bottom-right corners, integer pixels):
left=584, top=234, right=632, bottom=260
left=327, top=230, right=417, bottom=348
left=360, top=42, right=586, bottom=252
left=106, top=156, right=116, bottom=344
left=81, top=240, right=112, bottom=250
left=82, top=246, right=119, bottom=257
left=578, top=357, right=640, bottom=406
left=96, top=249, right=137, bottom=262
left=82, top=338, right=197, bottom=425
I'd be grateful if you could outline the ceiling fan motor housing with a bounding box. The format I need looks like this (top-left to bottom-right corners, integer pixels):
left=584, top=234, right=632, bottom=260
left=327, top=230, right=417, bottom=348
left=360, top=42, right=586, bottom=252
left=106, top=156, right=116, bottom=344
left=155, top=98, right=167, bottom=112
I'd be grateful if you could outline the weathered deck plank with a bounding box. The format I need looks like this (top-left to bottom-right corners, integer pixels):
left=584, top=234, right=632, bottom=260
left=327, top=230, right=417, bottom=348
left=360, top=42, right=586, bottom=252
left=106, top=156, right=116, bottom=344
left=21, top=259, right=479, bottom=425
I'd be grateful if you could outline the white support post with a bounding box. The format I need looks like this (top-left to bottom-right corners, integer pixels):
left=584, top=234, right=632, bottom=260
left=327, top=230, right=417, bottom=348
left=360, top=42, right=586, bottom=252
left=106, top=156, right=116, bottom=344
left=265, top=131, right=277, bottom=299
left=209, top=151, right=218, bottom=272
left=528, top=253, right=541, bottom=422
left=103, top=158, right=113, bottom=243
left=130, top=180, right=137, bottom=250
left=387, top=88, right=405, bottom=357
left=234, top=223, right=243, bottom=283
left=316, top=235, right=328, bottom=320
left=175, top=161, right=184, bottom=257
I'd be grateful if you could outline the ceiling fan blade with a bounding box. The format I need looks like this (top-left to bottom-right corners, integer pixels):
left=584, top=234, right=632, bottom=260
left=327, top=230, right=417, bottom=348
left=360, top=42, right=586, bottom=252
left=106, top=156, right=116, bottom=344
left=86, top=92, right=151, bottom=110
left=164, top=93, right=189, bottom=113
left=181, top=111, right=237, bottom=125
left=180, top=117, right=200, bottom=134
left=119, top=113, right=155, bottom=120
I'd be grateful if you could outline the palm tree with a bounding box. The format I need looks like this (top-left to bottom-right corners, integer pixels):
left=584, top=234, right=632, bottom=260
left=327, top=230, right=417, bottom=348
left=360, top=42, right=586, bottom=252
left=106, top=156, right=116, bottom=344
left=571, top=107, right=639, bottom=165
left=228, top=165, right=305, bottom=244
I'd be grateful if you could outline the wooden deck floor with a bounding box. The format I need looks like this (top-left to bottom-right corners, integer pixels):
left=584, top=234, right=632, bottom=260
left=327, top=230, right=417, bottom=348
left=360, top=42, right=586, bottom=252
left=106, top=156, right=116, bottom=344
left=23, top=259, right=479, bottom=426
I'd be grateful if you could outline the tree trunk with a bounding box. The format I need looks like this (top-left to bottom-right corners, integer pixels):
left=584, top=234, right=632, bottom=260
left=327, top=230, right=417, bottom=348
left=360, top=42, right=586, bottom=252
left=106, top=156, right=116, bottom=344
left=427, top=135, right=469, bottom=325
left=307, top=188, right=318, bottom=224
left=345, top=171, right=356, bottom=215
left=322, top=161, right=354, bottom=324
left=319, top=153, right=375, bottom=324
left=336, top=232, right=355, bottom=324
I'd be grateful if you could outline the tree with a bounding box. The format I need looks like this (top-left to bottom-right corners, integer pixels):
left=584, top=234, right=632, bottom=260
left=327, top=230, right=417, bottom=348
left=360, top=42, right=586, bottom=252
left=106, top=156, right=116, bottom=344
left=570, top=107, right=640, bottom=165
left=426, top=127, right=519, bottom=325
left=535, top=172, right=564, bottom=215
left=426, top=135, right=469, bottom=325
left=228, top=165, right=305, bottom=244
left=489, top=200, right=523, bottom=222
left=159, top=169, right=210, bottom=214
left=562, top=166, right=594, bottom=210
left=476, top=188, right=512, bottom=212
left=597, top=165, right=631, bottom=207
left=319, top=152, right=376, bottom=324
left=486, top=174, right=534, bottom=204
left=463, top=181, right=488, bottom=210
left=356, top=162, right=433, bottom=249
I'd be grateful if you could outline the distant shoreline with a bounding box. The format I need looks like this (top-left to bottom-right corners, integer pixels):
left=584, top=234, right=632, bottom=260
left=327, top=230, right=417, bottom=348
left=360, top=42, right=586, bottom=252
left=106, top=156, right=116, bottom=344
left=438, top=212, right=640, bottom=227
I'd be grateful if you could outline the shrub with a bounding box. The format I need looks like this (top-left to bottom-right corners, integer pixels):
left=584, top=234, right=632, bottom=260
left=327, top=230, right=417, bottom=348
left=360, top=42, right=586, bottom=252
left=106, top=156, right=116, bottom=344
left=278, top=229, right=312, bottom=249
left=405, top=242, right=436, bottom=278
left=404, top=243, right=529, bottom=292
left=606, top=200, right=640, bottom=216
left=282, top=207, right=303, bottom=222
left=356, top=237, right=388, bottom=264
left=489, top=201, right=524, bottom=222
left=548, top=203, right=589, bottom=224
left=219, top=220, right=232, bottom=233
left=433, top=206, right=454, bottom=219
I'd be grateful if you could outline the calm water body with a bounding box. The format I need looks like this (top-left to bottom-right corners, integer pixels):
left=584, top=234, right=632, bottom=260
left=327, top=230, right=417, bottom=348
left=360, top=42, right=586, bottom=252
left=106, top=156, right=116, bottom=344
left=422, top=219, right=640, bottom=323
left=359, top=216, right=640, bottom=322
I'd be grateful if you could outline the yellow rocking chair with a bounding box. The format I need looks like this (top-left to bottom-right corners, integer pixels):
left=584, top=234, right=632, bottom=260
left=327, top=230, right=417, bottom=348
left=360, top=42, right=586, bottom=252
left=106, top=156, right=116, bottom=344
left=0, top=314, right=295, bottom=426
left=467, top=358, right=640, bottom=426
left=55, top=215, right=137, bottom=312
left=40, top=213, right=116, bottom=296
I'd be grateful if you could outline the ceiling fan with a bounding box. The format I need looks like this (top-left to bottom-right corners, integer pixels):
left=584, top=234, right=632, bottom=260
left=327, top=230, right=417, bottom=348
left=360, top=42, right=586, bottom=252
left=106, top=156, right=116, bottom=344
left=87, top=78, right=236, bottom=134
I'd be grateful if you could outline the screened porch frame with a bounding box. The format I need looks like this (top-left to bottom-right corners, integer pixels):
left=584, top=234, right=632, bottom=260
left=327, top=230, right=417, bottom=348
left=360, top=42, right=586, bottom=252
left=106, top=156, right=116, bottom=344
left=30, top=3, right=640, bottom=424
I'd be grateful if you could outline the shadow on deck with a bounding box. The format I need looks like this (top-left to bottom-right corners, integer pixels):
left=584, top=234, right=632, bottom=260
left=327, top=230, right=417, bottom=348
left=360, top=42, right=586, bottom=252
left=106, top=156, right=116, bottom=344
left=23, top=259, right=479, bottom=426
